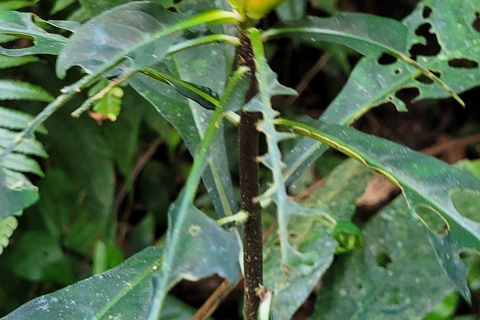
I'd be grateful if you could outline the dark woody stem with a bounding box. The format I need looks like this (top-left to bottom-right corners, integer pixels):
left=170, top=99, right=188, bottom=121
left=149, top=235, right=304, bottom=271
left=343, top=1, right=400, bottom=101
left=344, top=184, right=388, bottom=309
left=237, top=30, right=263, bottom=320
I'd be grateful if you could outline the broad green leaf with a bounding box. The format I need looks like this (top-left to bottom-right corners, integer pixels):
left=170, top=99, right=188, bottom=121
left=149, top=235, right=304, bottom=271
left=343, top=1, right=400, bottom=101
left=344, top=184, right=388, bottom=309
left=265, top=160, right=372, bottom=320
left=281, top=120, right=480, bottom=301
left=56, top=1, right=239, bottom=79
left=0, top=80, right=53, bottom=102
left=8, top=231, right=75, bottom=285
left=263, top=13, right=408, bottom=59
left=283, top=0, right=480, bottom=184
left=130, top=42, right=246, bottom=218
left=0, top=11, right=67, bottom=56
left=0, top=55, right=38, bottom=69
left=0, top=245, right=222, bottom=319
left=313, top=197, right=455, bottom=319
left=0, top=0, right=38, bottom=11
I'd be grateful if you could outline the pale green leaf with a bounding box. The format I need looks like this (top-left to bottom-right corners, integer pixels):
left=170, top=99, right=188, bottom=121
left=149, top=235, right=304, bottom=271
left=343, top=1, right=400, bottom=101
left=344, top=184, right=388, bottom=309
left=313, top=197, right=455, bottom=319
left=265, top=160, right=372, bottom=320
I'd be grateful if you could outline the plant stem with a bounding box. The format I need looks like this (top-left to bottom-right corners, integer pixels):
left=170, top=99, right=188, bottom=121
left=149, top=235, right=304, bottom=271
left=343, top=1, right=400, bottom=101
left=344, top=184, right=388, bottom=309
left=238, top=30, right=262, bottom=320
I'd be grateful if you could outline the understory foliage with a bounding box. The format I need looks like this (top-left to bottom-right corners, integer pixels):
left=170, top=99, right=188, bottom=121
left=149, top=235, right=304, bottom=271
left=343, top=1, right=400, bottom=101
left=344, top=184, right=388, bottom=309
left=1, top=0, right=480, bottom=319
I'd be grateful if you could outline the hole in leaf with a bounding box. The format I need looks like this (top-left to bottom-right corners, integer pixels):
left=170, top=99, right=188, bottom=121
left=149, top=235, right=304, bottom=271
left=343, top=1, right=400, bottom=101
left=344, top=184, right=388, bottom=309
left=378, top=53, right=397, bottom=65
left=414, top=70, right=441, bottom=84
left=450, top=189, right=480, bottom=223
left=395, top=87, right=420, bottom=104
left=173, top=0, right=182, bottom=3
left=375, top=251, right=393, bottom=268
left=415, top=205, right=449, bottom=235
left=409, top=23, right=441, bottom=60
left=422, top=6, right=432, bottom=19
left=394, top=68, right=402, bottom=75
left=459, top=251, right=470, bottom=260
left=473, top=12, right=480, bottom=32
left=188, top=225, right=201, bottom=236
left=448, top=58, right=479, bottom=69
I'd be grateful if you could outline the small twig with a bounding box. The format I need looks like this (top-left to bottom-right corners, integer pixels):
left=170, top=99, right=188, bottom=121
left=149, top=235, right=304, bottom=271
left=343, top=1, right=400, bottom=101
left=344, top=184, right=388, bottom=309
left=286, top=53, right=331, bottom=105
left=420, top=133, right=480, bottom=157
left=114, top=138, right=163, bottom=212
left=115, top=138, right=163, bottom=248
left=191, top=279, right=241, bottom=320
left=292, top=177, right=326, bottom=203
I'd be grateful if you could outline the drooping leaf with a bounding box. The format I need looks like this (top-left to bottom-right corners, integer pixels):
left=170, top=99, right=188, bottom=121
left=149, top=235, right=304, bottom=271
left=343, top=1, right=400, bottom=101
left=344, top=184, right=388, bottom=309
left=313, top=197, right=455, bottom=319
left=283, top=0, right=480, bottom=183
left=0, top=11, right=67, bottom=56
left=130, top=42, right=247, bottom=218
left=0, top=80, right=53, bottom=102
left=264, top=13, right=408, bottom=59
left=264, top=160, right=372, bottom=320
left=282, top=119, right=480, bottom=301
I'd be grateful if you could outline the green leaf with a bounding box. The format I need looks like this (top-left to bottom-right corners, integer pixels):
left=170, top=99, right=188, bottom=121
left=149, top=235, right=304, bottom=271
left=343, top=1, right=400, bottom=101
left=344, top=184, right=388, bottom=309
left=283, top=0, right=480, bottom=183
left=8, top=231, right=75, bottom=285
left=0, top=55, right=38, bottom=69
left=40, top=111, right=115, bottom=254
left=0, top=80, right=53, bottom=102
left=50, top=0, right=78, bottom=14
left=56, top=1, right=239, bottom=79
left=0, top=108, right=47, bottom=220
left=0, top=0, right=39, bottom=11
left=0, top=212, right=20, bottom=255
left=0, top=106, right=47, bottom=134
left=78, top=0, right=129, bottom=16
left=264, top=159, right=373, bottom=320
left=263, top=13, right=408, bottom=59
left=130, top=42, right=246, bottom=218
left=0, top=245, right=219, bottom=319
left=281, top=119, right=480, bottom=301
left=0, top=11, right=67, bottom=56
left=92, top=241, right=125, bottom=274
left=313, top=197, right=455, bottom=319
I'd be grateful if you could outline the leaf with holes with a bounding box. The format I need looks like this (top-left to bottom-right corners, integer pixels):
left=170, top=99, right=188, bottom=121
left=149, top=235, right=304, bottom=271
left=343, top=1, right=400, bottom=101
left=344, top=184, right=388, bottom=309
left=264, top=160, right=373, bottom=320
left=282, top=120, right=480, bottom=301
left=0, top=10, right=67, bottom=56
left=313, top=197, right=455, bottom=319
left=283, top=0, right=480, bottom=184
